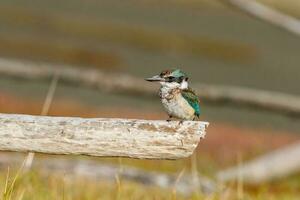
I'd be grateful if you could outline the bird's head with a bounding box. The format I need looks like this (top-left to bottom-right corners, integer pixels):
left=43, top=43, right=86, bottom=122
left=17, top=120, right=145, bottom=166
left=145, top=69, right=189, bottom=89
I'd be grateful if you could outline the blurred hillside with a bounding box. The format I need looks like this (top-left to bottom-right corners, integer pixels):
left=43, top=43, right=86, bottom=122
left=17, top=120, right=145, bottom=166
left=0, top=0, right=299, bottom=94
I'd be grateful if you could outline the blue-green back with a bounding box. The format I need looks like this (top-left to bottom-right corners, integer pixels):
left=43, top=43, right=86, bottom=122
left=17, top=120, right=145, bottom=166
left=181, top=88, right=200, bottom=117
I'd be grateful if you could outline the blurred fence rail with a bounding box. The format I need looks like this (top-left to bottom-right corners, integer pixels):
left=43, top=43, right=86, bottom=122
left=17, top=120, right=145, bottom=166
left=217, top=141, right=300, bottom=184
left=0, top=113, right=208, bottom=159
left=223, top=0, right=300, bottom=36
left=0, top=58, right=300, bottom=116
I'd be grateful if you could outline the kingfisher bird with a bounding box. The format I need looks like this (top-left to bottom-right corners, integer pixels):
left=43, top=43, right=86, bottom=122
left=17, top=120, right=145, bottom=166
left=145, top=69, right=200, bottom=122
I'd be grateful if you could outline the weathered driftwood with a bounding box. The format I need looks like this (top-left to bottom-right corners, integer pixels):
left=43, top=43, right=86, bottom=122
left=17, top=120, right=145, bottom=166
left=223, top=0, right=300, bottom=36
left=0, top=113, right=208, bottom=159
left=0, top=58, right=300, bottom=116
left=217, top=141, right=300, bottom=184
left=0, top=154, right=216, bottom=195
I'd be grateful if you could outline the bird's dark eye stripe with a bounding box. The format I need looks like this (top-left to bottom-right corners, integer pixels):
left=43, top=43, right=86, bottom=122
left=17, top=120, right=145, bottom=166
left=166, top=76, right=185, bottom=83
left=166, top=76, right=174, bottom=82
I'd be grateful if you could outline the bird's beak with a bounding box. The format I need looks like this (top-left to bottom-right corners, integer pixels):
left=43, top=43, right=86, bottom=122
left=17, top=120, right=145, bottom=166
left=145, top=75, right=165, bottom=82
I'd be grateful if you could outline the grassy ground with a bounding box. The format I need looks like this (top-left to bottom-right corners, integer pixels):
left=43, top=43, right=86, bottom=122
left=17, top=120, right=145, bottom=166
left=1, top=168, right=190, bottom=200
left=0, top=156, right=300, bottom=200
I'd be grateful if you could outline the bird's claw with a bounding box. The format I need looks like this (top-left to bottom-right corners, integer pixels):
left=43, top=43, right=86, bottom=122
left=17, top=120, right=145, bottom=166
left=178, top=120, right=184, bottom=125
left=166, top=116, right=173, bottom=122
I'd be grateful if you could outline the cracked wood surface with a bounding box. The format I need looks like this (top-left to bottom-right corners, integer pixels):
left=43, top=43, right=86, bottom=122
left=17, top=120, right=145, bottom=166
left=0, top=113, right=208, bottom=159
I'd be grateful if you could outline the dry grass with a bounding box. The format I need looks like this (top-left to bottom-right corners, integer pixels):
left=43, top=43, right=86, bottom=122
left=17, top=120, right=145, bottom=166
left=0, top=161, right=299, bottom=200
left=0, top=162, right=216, bottom=200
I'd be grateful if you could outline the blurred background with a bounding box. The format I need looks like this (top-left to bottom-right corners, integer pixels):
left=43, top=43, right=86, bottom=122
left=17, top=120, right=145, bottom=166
left=0, top=0, right=300, bottom=199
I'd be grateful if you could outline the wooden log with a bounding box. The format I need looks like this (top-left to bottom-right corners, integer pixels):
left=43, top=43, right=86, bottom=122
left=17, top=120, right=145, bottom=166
left=0, top=113, right=208, bottom=159
left=0, top=58, right=300, bottom=116
left=217, top=141, right=300, bottom=184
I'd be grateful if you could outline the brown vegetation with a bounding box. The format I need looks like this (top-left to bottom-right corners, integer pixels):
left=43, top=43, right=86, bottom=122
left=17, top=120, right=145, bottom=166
left=0, top=34, right=122, bottom=69
left=0, top=4, right=257, bottom=63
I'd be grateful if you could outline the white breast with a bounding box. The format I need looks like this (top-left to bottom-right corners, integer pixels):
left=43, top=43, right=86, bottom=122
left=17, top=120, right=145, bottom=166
left=160, top=86, right=195, bottom=120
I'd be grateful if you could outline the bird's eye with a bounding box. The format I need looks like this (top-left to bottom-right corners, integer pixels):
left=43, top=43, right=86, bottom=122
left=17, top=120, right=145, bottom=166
left=167, top=76, right=175, bottom=82
left=185, top=77, right=188, bottom=81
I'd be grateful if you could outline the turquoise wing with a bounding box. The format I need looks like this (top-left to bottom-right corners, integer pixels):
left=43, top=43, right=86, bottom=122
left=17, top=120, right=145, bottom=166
left=181, top=88, right=200, bottom=117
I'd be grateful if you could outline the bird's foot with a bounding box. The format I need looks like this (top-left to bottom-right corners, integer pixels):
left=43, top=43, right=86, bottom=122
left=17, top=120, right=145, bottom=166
left=166, top=116, right=173, bottom=122
left=193, top=115, right=200, bottom=121
left=178, top=120, right=184, bottom=125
